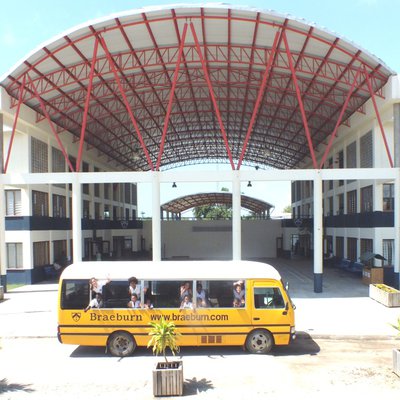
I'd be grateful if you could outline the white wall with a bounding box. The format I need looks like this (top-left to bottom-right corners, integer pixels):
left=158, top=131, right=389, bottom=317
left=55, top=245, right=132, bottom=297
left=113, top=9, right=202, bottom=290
left=140, top=219, right=283, bottom=260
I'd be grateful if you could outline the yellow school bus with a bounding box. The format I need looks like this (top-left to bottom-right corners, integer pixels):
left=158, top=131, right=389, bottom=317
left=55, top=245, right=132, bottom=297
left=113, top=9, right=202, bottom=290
left=58, top=260, right=295, bottom=356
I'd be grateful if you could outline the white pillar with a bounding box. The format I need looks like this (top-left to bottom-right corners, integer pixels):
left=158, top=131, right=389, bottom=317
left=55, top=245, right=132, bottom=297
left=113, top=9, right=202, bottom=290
left=394, top=168, right=400, bottom=288
left=72, top=173, right=82, bottom=262
left=313, top=171, right=323, bottom=292
left=232, top=171, right=241, bottom=260
left=152, top=172, right=161, bottom=261
left=0, top=183, right=6, bottom=286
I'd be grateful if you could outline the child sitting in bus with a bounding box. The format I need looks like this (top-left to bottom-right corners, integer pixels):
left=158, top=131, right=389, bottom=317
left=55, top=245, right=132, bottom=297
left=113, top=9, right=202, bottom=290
left=143, top=298, right=154, bottom=309
left=127, top=293, right=141, bottom=308
left=180, top=295, right=193, bottom=309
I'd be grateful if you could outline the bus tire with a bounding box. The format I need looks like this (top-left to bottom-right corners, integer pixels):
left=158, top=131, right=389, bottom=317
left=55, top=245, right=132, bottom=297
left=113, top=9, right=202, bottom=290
left=107, top=331, right=136, bottom=357
left=245, top=329, right=274, bottom=354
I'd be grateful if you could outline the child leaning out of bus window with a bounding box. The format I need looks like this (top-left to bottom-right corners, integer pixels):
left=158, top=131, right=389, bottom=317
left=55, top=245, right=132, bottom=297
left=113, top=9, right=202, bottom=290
left=127, top=293, right=141, bottom=308
left=233, top=281, right=245, bottom=306
left=84, top=293, right=103, bottom=312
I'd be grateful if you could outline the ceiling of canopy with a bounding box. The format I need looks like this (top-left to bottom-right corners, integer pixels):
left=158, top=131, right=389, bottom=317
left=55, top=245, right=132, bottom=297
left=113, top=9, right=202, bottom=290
left=1, top=4, right=394, bottom=171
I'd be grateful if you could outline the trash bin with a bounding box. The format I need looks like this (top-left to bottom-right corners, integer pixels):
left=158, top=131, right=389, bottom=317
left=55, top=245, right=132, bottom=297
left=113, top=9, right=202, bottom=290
left=362, top=266, right=384, bottom=285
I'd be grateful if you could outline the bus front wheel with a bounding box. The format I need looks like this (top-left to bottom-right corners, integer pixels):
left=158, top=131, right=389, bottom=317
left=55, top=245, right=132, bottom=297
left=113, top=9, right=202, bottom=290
left=107, top=331, right=136, bottom=357
left=245, top=329, right=274, bottom=354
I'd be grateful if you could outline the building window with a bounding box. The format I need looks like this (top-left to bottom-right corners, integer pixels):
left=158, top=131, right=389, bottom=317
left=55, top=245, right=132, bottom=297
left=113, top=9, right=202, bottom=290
left=327, top=197, right=333, bottom=216
left=347, top=190, right=357, bottom=214
left=360, top=130, right=373, bottom=168
left=83, top=200, right=90, bottom=219
left=124, top=183, right=131, bottom=204
left=361, top=185, right=373, bottom=213
left=383, top=239, right=394, bottom=266
left=335, top=236, right=344, bottom=259
left=52, top=147, right=66, bottom=189
left=113, top=184, right=119, bottom=201
left=94, top=167, right=100, bottom=197
left=383, top=183, right=394, bottom=211
left=94, top=202, right=100, bottom=219
left=53, top=240, right=67, bottom=264
left=360, top=238, right=373, bottom=266
left=82, top=162, right=89, bottom=195
left=337, top=150, right=344, bottom=186
left=32, top=190, right=49, bottom=216
left=131, top=184, right=137, bottom=206
left=347, top=237, right=357, bottom=261
left=328, top=157, right=333, bottom=190
left=31, top=137, right=48, bottom=173
left=337, top=193, right=344, bottom=215
left=33, top=241, right=50, bottom=267
left=346, top=141, right=357, bottom=184
left=5, top=190, right=22, bottom=216
left=53, top=194, right=66, bottom=218
left=104, top=183, right=110, bottom=200
left=6, top=243, right=23, bottom=269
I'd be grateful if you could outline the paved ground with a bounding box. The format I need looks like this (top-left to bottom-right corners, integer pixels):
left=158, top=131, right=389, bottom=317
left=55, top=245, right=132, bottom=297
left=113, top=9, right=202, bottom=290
left=0, top=258, right=399, bottom=399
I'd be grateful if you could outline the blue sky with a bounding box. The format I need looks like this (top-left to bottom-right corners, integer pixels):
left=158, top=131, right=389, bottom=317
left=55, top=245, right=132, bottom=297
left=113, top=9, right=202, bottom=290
left=1, top=0, right=398, bottom=216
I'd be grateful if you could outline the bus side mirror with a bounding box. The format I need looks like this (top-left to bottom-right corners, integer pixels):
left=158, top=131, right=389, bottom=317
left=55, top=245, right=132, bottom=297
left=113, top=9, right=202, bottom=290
left=285, top=282, right=290, bottom=291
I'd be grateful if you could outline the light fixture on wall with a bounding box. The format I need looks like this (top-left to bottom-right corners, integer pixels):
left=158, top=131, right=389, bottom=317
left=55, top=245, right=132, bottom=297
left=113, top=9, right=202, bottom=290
left=172, top=182, right=177, bottom=188
left=247, top=181, right=252, bottom=187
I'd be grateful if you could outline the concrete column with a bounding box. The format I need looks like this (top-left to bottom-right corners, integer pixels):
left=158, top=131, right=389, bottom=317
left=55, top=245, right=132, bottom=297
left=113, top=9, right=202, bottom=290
left=0, top=113, right=6, bottom=288
left=232, top=171, right=241, bottom=260
left=152, top=172, right=161, bottom=261
left=72, top=173, right=82, bottom=262
left=394, top=168, right=400, bottom=289
left=313, top=171, right=323, bottom=293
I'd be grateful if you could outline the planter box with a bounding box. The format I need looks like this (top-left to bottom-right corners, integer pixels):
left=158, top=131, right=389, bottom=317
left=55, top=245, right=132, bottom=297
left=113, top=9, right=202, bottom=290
left=362, top=267, right=384, bottom=285
left=0, top=286, right=3, bottom=301
left=393, top=349, right=400, bottom=377
left=153, top=361, right=183, bottom=397
left=369, top=284, right=400, bottom=307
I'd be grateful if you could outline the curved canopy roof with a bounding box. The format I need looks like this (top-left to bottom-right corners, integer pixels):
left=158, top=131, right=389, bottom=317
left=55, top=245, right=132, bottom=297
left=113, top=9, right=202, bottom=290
left=161, top=192, right=274, bottom=215
left=1, top=4, right=394, bottom=171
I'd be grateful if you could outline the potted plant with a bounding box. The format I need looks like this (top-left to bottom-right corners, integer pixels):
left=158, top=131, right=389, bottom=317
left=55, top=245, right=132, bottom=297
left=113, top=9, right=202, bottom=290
left=147, top=317, right=183, bottom=396
left=390, top=317, right=400, bottom=377
left=369, top=283, right=400, bottom=307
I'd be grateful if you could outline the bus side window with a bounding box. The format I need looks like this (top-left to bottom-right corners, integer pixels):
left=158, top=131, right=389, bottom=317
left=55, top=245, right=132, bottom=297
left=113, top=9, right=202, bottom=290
left=254, top=287, right=285, bottom=309
left=102, top=281, right=128, bottom=308
left=208, top=280, right=234, bottom=308
left=150, top=280, right=182, bottom=308
left=61, top=280, right=89, bottom=310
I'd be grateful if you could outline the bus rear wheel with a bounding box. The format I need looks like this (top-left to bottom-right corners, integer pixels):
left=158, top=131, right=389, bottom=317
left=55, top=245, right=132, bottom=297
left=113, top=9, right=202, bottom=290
left=107, top=331, right=136, bottom=357
left=245, top=329, right=274, bottom=354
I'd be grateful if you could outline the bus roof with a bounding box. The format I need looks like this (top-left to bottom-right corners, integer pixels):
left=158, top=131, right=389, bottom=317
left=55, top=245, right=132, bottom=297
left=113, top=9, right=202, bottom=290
left=60, top=260, right=282, bottom=282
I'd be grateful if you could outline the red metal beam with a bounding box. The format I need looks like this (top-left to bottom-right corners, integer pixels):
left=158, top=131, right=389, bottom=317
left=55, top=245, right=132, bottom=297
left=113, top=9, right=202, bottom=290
left=364, top=66, right=394, bottom=168
left=190, top=22, right=235, bottom=170
left=282, top=31, right=318, bottom=169
left=98, top=34, right=155, bottom=171
left=156, top=23, right=188, bottom=170
left=319, top=69, right=362, bottom=168
left=237, top=29, right=281, bottom=169
left=4, top=74, right=26, bottom=173
left=26, top=73, right=75, bottom=172
left=76, top=37, right=99, bottom=172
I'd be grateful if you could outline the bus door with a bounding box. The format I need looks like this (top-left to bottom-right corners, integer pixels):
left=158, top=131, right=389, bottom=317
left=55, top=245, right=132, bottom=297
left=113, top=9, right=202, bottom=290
left=251, top=282, right=291, bottom=342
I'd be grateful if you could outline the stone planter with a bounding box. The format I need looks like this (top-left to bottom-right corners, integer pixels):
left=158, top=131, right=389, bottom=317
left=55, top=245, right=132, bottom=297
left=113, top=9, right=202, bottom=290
left=393, top=349, right=400, bottom=377
left=369, top=284, right=400, bottom=307
left=153, top=361, right=183, bottom=397
left=0, top=286, right=4, bottom=301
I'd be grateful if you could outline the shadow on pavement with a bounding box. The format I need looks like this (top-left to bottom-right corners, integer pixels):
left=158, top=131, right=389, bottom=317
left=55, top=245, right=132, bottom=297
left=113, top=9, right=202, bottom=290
left=69, top=339, right=319, bottom=359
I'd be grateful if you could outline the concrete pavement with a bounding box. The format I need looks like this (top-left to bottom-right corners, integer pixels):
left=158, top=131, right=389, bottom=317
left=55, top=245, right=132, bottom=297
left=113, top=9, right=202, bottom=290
left=0, top=258, right=399, bottom=339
